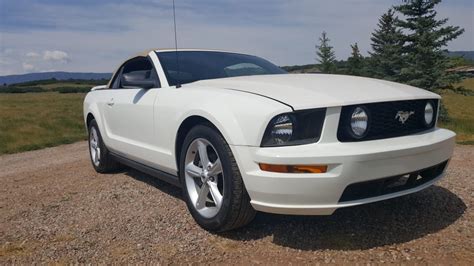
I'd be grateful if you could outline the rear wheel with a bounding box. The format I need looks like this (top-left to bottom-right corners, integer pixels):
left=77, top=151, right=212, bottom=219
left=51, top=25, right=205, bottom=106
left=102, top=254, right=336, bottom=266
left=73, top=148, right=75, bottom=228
left=88, top=119, right=121, bottom=173
left=180, top=125, right=256, bottom=232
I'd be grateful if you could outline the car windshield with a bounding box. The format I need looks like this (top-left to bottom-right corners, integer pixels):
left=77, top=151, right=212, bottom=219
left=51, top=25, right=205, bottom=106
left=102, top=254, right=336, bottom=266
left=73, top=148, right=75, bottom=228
left=156, top=51, right=287, bottom=86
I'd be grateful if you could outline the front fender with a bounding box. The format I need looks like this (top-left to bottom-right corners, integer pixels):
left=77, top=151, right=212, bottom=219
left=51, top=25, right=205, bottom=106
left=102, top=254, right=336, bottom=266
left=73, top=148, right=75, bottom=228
left=169, top=88, right=292, bottom=147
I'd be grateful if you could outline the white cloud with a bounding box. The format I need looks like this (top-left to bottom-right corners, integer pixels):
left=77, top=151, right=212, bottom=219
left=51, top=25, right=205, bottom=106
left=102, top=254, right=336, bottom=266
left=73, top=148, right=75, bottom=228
left=43, top=50, right=70, bottom=63
left=22, top=63, right=35, bottom=71
left=26, top=52, right=40, bottom=58
left=1, top=0, right=472, bottom=75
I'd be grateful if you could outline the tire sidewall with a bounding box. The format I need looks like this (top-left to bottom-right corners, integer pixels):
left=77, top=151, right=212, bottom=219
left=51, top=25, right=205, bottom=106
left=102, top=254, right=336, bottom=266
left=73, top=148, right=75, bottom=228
left=88, top=120, right=106, bottom=172
left=179, top=125, right=236, bottom=230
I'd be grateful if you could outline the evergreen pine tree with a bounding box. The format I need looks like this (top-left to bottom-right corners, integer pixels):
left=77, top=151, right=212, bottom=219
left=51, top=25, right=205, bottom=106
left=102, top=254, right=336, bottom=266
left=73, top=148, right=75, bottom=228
left=316, top=31, right=337, bottom=73
left=395, top=0, right=464, bottom=91
left=369, top=9, right=405, bottom=81
left=347, top=43, right=365, bottom=76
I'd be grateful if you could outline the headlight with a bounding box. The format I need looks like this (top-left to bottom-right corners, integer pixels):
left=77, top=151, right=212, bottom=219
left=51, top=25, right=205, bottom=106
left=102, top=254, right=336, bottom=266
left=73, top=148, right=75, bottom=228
left=350, top=106, right=369, bottom=138
left=261, top=109, right=326, bottom=147
left=424, top=101, right=434, bottom=126
left=270, top=114, right=294, bottom=144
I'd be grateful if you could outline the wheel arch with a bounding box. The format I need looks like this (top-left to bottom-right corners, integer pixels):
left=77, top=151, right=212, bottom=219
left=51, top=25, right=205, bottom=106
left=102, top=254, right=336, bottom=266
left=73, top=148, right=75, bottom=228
left=174, top=115, right=225, bottom=170
left=86, top=113, right=95, bottom=130
left=84, top=101, right=106, bottom=144
left=84, top=108, right=113, bottom=154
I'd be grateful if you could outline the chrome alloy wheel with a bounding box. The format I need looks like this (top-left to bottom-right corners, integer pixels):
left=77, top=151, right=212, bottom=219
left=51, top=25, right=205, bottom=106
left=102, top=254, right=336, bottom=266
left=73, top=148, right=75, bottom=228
left=184, top=138, right=224, bottom=218
left=89, top=127, right=101, bottom=167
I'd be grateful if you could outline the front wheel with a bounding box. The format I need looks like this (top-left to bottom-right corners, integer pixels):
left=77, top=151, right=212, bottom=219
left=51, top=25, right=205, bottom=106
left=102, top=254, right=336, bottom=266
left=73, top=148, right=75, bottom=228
left=179, top=125, right=256, bottom=231
left=88, top=119, right=121, bottom=173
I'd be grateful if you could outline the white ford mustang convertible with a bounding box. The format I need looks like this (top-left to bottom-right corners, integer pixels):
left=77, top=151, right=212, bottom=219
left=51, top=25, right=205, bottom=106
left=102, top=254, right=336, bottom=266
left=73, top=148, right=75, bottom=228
left=84, top=49, right=455, bottom=231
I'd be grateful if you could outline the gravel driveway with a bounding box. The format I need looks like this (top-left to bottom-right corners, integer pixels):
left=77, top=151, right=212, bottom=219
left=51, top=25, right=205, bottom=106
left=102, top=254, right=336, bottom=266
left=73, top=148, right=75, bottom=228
left=1, top=142, right=472, bottom=264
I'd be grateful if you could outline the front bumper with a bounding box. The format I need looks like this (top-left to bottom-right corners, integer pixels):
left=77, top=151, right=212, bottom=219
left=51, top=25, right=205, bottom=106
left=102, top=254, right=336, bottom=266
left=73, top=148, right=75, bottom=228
left=231, top=127, right=456, bottom=215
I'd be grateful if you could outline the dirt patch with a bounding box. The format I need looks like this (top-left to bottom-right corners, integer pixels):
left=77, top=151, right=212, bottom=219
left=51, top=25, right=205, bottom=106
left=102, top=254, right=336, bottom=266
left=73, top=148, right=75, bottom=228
left=1, top=142, right=473, bottom=263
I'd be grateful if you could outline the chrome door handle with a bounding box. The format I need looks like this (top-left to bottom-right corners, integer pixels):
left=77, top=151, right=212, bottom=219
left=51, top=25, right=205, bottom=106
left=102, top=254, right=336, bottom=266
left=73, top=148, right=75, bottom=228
left=107, top=99, right=114, bottom=106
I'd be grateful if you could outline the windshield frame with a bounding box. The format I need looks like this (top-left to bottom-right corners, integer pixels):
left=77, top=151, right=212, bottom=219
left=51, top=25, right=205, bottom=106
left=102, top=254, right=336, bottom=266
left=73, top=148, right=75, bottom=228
left=156, top=50, right=287, bottom=86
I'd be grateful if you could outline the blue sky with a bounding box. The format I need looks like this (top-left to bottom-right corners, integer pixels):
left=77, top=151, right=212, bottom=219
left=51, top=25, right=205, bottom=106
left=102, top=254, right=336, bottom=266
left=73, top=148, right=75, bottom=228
left=0, top=0, right=473, bottom=75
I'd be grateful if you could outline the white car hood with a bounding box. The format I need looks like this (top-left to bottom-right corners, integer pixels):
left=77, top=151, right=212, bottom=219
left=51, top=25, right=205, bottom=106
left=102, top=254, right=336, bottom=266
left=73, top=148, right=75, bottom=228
left=194, top=74, right=440, bottom=110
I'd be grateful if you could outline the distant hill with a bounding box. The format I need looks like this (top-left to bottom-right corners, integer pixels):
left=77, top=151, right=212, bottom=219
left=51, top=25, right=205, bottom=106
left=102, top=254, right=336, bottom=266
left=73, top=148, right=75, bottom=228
left=0, top=72, right=112, bottom=85
left=447, top=51, right=474, bottom=61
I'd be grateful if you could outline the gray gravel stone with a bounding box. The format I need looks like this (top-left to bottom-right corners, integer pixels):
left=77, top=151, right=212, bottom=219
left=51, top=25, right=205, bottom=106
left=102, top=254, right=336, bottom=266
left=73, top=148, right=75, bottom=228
left=0, top=142, right=472, bottom=264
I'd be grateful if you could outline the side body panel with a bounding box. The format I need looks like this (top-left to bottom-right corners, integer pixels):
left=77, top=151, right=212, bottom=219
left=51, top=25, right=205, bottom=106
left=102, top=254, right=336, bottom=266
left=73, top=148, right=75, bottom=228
left=84, top=51, right=291, bottom=175
left=150, top=86, right=291, bottom=174
left=84, top=86, right=290, bottom=174
left=101, top=88, right=159, bottom=163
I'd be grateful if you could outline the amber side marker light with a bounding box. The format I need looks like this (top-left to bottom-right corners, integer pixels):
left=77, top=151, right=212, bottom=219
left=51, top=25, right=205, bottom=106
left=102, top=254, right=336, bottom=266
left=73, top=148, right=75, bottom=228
left=259, top=163, right=328, bottom=174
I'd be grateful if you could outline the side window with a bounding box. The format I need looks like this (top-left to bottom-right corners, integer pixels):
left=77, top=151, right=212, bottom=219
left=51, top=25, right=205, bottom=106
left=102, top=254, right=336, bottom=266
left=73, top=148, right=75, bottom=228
left=111, top=57, right=161, bottom=89
left=224, top=63, right=266, bottom=77
left=110, top=67, right=123, bottom=89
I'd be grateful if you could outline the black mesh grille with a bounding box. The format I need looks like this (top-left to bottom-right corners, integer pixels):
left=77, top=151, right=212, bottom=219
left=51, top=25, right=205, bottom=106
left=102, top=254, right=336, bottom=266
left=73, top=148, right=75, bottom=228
left=339, top=160, right=448, bottom=203
left=338, top=99, right=438, bottom=142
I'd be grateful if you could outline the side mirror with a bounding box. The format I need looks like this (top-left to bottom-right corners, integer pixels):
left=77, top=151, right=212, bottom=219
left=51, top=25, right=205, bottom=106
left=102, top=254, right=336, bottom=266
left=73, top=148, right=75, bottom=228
left=121, top=73, right=156, bottom=89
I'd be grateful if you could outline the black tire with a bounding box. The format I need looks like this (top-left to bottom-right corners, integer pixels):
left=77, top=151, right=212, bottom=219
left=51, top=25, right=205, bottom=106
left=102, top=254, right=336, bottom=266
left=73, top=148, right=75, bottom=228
left=179, top=124, right=256, bottom=232
left=88, top=119, right=121, bottom=173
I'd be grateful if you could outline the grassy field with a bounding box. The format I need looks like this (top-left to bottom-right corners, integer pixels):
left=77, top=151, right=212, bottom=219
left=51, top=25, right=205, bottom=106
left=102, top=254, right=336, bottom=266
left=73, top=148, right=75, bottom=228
left=0, top=78, right=472, bottom=155
left=457, top=77, right=474, bottom=91
left=0, top=92, right=86, bottom=154
left=439, top=77, right=474, bottom=144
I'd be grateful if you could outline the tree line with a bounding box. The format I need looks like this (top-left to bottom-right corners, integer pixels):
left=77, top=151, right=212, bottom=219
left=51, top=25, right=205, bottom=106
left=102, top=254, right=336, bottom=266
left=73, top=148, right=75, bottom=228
left=315, top=0, right=465, bottom=93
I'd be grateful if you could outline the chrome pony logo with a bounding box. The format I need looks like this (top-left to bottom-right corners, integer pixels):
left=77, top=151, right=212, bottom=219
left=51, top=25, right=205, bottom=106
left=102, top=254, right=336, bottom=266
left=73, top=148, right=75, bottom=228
left=395, top=111, right=415, bottom=124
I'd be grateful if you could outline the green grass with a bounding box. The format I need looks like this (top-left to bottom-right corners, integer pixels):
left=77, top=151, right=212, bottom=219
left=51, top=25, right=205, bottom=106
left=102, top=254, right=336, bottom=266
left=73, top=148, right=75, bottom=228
left=0, top=77, right=472, bottom=155
left=0, top=92, right=87, bottom=154
left=435, top=77, right=474, bottom=144
left=439, top=90, right=474, bottom=144
left=456, top=77, right=474, bottom=91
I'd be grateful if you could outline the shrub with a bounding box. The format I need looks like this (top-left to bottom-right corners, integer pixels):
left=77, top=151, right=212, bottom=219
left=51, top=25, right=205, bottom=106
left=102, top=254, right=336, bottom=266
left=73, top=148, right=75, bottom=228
left=52, top=87, right=91, bottom=93
left=438, top=102, right=451, bottom=123
left=0, top=86, right=46, bottom=93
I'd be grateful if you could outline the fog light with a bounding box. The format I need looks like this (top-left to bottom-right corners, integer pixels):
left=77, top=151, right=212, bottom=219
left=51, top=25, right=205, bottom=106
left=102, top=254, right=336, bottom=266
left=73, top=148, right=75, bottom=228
left=424, top=101, right=434, bottom=126
left=350, top=106, right=369, bottom=138
left=259, top=163, right=328, bottom=173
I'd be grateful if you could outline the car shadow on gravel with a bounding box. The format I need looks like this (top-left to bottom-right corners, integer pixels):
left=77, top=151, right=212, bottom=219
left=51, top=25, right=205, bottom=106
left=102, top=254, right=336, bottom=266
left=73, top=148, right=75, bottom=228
left=123, top=170, right=466, bottom=251
left=124, top=169, right=183, bottom=199
left=221, top=186, right=466, bottom=251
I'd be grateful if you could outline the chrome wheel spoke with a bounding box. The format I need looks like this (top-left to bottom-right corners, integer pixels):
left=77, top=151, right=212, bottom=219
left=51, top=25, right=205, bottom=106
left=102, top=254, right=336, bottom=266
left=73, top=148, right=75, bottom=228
left=92, top=149, right=97, bottom=162
left=184, top=138, right=224, bottom=218
left=197, top=140, right=210, bottom=167
left=90, top=128, right=101, bottom=166
left=196, top=184, right=209, bottom=209
left=185, top=163, right=202, bottom=178
left=92, top=129, right=98, bottom=143
left=208, top=181, right=223, bottom=209
left=208, top=159, right=222, bottom=176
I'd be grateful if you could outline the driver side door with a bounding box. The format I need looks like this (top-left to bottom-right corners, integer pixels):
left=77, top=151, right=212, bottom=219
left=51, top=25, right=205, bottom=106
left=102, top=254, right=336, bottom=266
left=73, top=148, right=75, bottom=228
left=102, top=56, right=161, bottom=163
